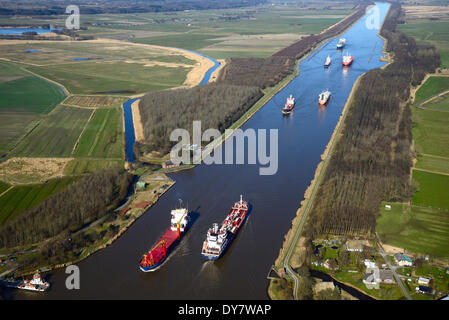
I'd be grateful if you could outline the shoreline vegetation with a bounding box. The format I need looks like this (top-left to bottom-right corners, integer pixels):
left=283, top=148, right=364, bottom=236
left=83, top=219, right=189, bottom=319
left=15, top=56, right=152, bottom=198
left=269, top=0, right=442, bottom=300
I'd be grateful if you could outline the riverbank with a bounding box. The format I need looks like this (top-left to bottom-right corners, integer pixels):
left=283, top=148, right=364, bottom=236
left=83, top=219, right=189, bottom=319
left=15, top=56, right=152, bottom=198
left=7, top=172, right=175, bottom=278
left=269, top=2, right=393, bottom=300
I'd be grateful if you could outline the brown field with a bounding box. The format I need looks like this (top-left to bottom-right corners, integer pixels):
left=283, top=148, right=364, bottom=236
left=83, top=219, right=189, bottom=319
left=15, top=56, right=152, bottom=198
left=62, top=95, right=127, bottom=108
left=0, top=157, right=72, bottom=184
left=402, top=6, right=449, bottom=19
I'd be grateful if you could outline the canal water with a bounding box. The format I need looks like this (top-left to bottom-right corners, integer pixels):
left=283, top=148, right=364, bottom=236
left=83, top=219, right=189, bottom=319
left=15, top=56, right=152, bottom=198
left=9, top=2, right=390, bottom=300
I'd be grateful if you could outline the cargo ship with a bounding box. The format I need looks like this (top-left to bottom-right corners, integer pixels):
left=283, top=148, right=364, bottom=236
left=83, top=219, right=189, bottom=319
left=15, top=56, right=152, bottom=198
left=319, top=90, right=331, bottom=105
left=202, top=195, right=249, bottom=260
left=1, top=272, right=50, bottom=292
left=282, top=94, right=295, bottom=115
left=139, top=201, right=190, bottom=272
left=324, top=55, right=331, bottom=67
left=336, top=38, right=346, bottom=49
left=342, top=52, right=353, bottom=66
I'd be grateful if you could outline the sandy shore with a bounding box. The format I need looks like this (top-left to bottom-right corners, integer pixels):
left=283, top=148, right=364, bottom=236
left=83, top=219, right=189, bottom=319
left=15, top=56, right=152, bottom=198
left=209, top=59, right=226, bottom=82
left=131, top=98, right=145, bottom=142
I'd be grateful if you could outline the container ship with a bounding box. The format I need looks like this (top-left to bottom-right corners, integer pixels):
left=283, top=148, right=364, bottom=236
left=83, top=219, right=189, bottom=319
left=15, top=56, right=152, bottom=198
left=342, top=52, right=354, bottom=66
left=324, top=55, right=331, bottom=67
left=1, top=272, right=50, bottom=292
left=336, top=38, right=346, bottom=49
left=282, top=94, right=295, bottom=115
left=139, top=202, right=189, bottom=272
left=202, top=195, right=249, bottom=260
left=319, top=90, right=331, bottom=105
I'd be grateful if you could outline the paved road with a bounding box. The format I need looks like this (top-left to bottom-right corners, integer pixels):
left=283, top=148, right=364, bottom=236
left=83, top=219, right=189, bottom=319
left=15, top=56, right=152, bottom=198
left=379, top=249, right=412, bottom=300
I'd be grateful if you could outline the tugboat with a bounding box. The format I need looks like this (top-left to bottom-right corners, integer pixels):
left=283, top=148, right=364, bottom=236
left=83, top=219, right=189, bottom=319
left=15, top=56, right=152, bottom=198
left=282, top=94, right=295, bottom=115
left=342, top=52, right=353, bottom=66
left=319, top=90, right=331, bottom=105
left=139, top=200, right=190, bottom=272
left=336, top=38, right=346, bottom=49
left=324, top=55, right=331, bottom=67
left=202, top=195, right=249, bottom=260
left=2, top=272, right=50, bottom=292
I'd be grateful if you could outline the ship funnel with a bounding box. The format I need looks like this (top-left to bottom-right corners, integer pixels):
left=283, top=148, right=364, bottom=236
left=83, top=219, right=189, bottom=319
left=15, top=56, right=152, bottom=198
left=240, top=194, right=243, bottom=203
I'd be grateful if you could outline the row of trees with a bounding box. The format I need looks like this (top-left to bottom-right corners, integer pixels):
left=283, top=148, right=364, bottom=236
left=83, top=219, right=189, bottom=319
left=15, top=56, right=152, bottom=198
left=304, top=2, right=440, bottom=238
left=0, top=168, right=132, bottom=248
left=217, top=56, right=295, bottom=89
left=136, top=83, right=262, bottom=155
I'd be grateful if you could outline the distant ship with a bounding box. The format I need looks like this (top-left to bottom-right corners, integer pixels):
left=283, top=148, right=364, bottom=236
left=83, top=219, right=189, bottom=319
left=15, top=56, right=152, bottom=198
left=139, top=201, right=190, bottom=272
left=337, top=38, right=346, bottom=49
left=282, top=94, right=295, bottom=115
left=319, top=90, right=331, bottom=105
left=342, top=52, right=354, bottom=66
left=201, top=195, right=249, bottom=260
left=324, top=55, right=331, bottom=67
left=2, top=272, right=50, bottom=292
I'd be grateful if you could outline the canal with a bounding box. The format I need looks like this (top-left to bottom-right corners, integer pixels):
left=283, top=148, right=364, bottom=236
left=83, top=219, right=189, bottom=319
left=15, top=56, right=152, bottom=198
left=9, top=2, right=390, bottom=300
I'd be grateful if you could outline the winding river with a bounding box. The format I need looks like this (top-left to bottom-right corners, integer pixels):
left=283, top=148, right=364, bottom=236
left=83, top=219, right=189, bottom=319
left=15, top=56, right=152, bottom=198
left=8, top=2, right=390, bottom=300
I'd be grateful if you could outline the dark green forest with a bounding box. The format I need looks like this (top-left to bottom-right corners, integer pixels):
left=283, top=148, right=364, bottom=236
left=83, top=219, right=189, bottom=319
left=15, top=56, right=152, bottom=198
left=0, top=168, right=132, bottom=249
left=304, top=2, right=440, bottom=238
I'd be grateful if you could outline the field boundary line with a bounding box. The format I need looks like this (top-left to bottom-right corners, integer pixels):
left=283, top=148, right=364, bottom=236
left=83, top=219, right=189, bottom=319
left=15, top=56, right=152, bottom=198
left=413, top=167, right=449, bottom=176
left=421, top=153, right=449, bottom=160
left=0, top=186, right=13, bottom=198
left=71, top=109, right=96, bottom=156
left=18, top=65, right=70, bottom=96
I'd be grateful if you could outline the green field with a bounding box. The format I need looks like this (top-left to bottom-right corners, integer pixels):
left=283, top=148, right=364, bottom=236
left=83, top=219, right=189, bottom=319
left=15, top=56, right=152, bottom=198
left=0, top=176, right=79, bottom=225
left=73, top=107, right=124, bottom=158
left=0, top=61, right=66, bottom=153
left=12, top=105, right=93, bottom=157
left=377, top=202, right=449, bottom=258
left=0, top=181, right=10, bottom=195
left=414, top=76, right=449, bottom=104
left=412, top=170, right=449, bottom=209
left=26, top=63, right=189, bottom=95
left=398, top=19, right=449, bottom=69
left=64, top=159, right=124, bottom=175
left=412, top=106, right=449, bottom=158
left=419, top=93, right=449, bottom=112
left=415, top=154, right=449, bottom=174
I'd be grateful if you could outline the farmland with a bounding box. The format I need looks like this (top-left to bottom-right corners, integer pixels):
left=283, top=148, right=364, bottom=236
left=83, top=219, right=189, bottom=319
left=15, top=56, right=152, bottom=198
left=11, top=105, right=93, bottom=157
left=73, top=107, right=124, bottom=158
left=377, top=202, right=449, bottom=258
left=0, top=176, right=80, bottom=225
left=63, top=159, right=123, bottom=175
left=62, top=95, right=128, bottom=108
left=0, top=60, right=65, bottom=154
left=414, top=76, right=449, bottom=105
left=412, top=170, right=449, bottom=209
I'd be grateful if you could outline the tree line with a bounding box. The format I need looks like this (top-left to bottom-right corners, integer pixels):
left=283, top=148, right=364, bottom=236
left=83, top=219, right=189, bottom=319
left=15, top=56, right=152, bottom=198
left=0, top=168, right=133, bottom=249
left=136, top=83, right=262, bottom=156
left=304, top=1, right=440, bottom=238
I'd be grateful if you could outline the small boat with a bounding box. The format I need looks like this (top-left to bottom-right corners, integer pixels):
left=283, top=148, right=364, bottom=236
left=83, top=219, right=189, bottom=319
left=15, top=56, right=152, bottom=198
left=319, top=90, right=331, bottom=105
left=282, top=94, right=295, bottom=115
left=337, top=38, right=346, bottom=49
left=342, top=52, right=353, bottom=66
left=2, top=272, right=50, bottom=292
left=324, top=55, right=331, bottom=67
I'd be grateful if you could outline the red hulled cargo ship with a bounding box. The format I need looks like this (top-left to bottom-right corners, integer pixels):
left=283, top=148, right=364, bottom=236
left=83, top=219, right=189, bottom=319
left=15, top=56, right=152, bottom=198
left=139, top=203, right=189, bottom=272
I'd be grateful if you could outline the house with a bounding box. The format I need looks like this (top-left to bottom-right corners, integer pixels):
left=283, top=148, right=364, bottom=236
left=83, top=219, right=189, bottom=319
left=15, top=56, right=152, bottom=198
left=385, top=204, right=391, bottom=210
left=394, top=253, right=413, bottom=267
left=364, top=259, right=377, bottom=269
left=363, top=267, right=395, bottom=289
left=416, top=286, right=433, bottom=295
left=418, top=277, right=430, bottom=286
